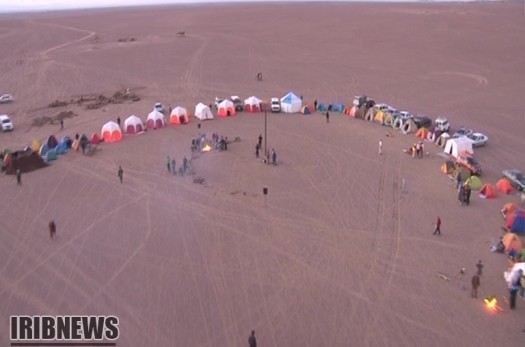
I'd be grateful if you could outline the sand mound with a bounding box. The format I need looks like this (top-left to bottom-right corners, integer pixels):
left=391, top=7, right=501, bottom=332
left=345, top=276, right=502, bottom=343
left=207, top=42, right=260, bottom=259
left=2, top=148, right=48, bottom=174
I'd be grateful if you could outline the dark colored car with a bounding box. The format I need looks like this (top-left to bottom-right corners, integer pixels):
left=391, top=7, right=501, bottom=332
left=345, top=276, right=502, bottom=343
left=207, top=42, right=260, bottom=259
left=231, top=96, right=244, bottom=112
left=502, top=170, right=525, bottom=191
left=413, top=116, right=432, bottom=129
left=457, top=154, right=482, bottom=176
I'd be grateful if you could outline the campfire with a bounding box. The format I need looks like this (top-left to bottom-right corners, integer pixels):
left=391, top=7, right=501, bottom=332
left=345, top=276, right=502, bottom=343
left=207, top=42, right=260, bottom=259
left=484, top=296, right=498, bottom=311
left=202, top=144, right=212, bottom=152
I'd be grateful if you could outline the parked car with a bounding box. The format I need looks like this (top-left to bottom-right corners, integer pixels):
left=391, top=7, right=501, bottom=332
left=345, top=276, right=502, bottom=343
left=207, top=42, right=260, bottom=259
left=0, top=114, right=13, bottom=131
left=230, top=96, right=243, bottom=111
left=413, top=115, right=432, bottom=129
left=154, top=102, right=164, bottom=113
left=453, top=127, right=473, bottom=138
left=398, top=111, right=413, bottom=121
left=435, top=117, right=450, bottom=133
left=0, top=94, right=13, bottom=104
left=456, top=153, right=482, bottom=176
left=270, top=98, right=281, bottom=112
left=467, top=132, right=488, bottom=147
left=502, top=169, right=525, bottom=191
left=214, top=97, right=225, bottom=109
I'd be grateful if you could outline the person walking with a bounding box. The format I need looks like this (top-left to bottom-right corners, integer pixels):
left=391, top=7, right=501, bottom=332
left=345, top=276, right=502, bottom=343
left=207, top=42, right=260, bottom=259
left=433, top=216, right=441, bottom=236
left=60, top=119, right=64, bottom=129
left=272, top=149, right=277, bottom=166
left=166, top=155, right=171, bottom=173
left=118, top=166, right=123, bottom=183
left=471, top=274, right=480, bottom=298
left=16, top=169, right=22, bottom=186
left=48, top=220, right=57, bottom=239
left=326, top=111, right=330, bottom=123
left=171, top=159, right=176, bottom=175
left=378, top=139, right=383, bottom=155
left=255, top=143, right=260, bottom=158
left=509, top=269, right=523, bottom=310
left=476, top=260, right=484, bottom=276
left=258, top=134, right=263, bottom=149
left=248, top=330, right=257, bottom=347
left=183, top=156, right=188, bottom=174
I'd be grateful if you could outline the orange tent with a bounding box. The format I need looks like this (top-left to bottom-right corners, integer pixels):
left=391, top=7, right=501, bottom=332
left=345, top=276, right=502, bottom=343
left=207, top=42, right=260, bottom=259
left=502, top=202, right=519, bottom=219
left=344, top=105, right=357, bottom=117
left=479, top=184, right=496, bottom=198
left=496, top=178, right=513, bottom=194
left=503, top=233, right=523, bottom=252
left=416, top=128, right=429, bottom=139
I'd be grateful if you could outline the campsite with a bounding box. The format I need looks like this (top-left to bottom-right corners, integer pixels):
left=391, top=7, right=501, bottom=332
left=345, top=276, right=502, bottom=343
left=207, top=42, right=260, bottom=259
left=0, top=2, right=525, bottom=347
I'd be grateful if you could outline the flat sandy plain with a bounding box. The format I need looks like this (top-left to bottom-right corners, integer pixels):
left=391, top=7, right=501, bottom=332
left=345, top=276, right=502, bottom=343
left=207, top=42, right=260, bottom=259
left=1, top=2, right=525, bottom=346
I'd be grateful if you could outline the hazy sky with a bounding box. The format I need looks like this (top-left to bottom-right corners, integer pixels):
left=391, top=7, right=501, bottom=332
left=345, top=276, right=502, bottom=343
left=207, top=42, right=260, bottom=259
left=0, top=0, right=487, bottom=13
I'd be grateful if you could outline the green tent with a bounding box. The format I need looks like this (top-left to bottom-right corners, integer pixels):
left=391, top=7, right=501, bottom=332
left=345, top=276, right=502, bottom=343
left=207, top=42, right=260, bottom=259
left=465, top=175, right=482, bottom=190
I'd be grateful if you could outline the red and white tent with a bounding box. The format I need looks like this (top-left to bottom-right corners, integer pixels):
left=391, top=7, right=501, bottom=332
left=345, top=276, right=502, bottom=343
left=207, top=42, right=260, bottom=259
left=244, top=96, right=262, bottom=113
left=170, top=107, right=189, bottom=125
left=146, top=110, right=166, bottom=129
left=124, top=115, right=144, bottom=134
left=217, top=99, right=235, bottom=117
left=101, top=121, right=122, bottom=143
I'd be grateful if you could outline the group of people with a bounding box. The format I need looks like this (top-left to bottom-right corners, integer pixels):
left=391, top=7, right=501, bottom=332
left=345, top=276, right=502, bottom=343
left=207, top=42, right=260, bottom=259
left=166, top=155, right=189, bottom=176
left=456, top=173, right=472, bottom=206
left=255, top=134, right=277, bottom=165
left=410, top=141, right=425, bottom=158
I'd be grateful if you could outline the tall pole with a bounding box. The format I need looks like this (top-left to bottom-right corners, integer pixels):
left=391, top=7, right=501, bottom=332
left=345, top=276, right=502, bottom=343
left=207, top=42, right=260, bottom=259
left=264, top=104, right=267, bottom=159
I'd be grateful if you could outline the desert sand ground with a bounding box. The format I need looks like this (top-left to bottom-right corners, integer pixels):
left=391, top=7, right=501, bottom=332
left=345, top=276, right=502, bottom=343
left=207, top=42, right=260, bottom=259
left=1, top=2, right=525, bottom=346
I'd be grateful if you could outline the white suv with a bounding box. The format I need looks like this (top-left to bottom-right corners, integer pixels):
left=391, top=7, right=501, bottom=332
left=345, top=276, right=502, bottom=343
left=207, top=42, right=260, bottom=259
left=435, top=117, right=450, bottom=132
left=0, top=114, right=13, bottom=131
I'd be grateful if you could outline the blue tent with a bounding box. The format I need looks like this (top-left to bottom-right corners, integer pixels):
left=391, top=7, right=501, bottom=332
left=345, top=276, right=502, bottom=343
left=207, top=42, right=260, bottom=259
left=316, top=102, right=327, bottom=112
left=45, top=149, right=57, bottom=161
left=47, top=135, right=58, bottom=149
left=60, top=136, right=73, bottom=148
left=39, top=143, right=50, bottom=157
left=55, top=141, right=68, bottom=155
left=511, top=211, right=525, bottom=235
left=330, top=103, right=344, bottom=113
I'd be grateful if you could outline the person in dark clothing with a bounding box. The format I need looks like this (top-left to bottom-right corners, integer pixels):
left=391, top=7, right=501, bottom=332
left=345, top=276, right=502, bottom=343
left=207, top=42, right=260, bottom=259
left=458, top=185, right=465, bottom=205
left=16, top=169, right=22, bottom=186
left=471, top=275, right=480, bottom=298
left=476, top=260, right=484, bottom=276
left=433, top=216, right=441, bottom=236
left=183, top=156, right=188, bottom=173
left=60, top=119, right=64, bottom=129
left=314, top=99, right=318, bottom=110
left=255, top=143, right=260, bottom=158
left=456, top=172, right=462, bottom=190
left=509, top=269, right=523, bottom=310
left=117, top=117, right=121, bottom=127
left=464, top=185, right=472, bottom=205
left=118, top=166, right=123, bottom=183
left=326, top=111, right=330, bottom=123
left=48, top=220, right=56, bottom=239
left=248, top=330, right=257, bottom=347
left=258, top=134, right=263, bottom=148
left=272, top=149, right=277, bottom=166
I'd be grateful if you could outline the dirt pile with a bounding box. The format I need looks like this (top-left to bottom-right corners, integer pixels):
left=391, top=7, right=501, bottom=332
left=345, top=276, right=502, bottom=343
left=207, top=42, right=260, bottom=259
left=32, top=110, right=78, bottom=127
left=2, top=149, right=48, bottom=174
left=47, top=88, right=140, bottom=111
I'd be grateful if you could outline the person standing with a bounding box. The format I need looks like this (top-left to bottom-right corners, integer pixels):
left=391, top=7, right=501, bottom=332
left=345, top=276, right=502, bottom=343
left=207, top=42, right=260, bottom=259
left=476, top=260, right=484, bottom=276
left=458, top=185, right=465, bottom=205
left=471, top=274, right=480, bottom=298
left=48, top=220, right=56, bottom=239
left=456, top=172, right=462, bottom=190
left=433, top=216, right=441, bottom=236
left=16, top=169, right=22, bottom=186
left=272, top=149, right=277, bottom=166
left=166, top=155, right=171, bottom=173
left=118, top=166, right=123, bottom=183
left=60, top=119, right=64, bottom=129
left=326, top=111, right=330, bottom=123
left=255, top=143, right=260, bottom=158
left=183, top=156, right=188, bottom=174
left=117, top=117, right=121, bottom=128
left=509, top=269, right=523, bottom=310
left=248, top=330, right=257, bottom=347
left=171, top=159, right=176, bottom=175
left=465, top=184, right=472, bottom=206
left=378, top=139, right=383, bottom=155
left=314, top=99, right=318, bottom=111
left=258, top=134, right=263, bottom=149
